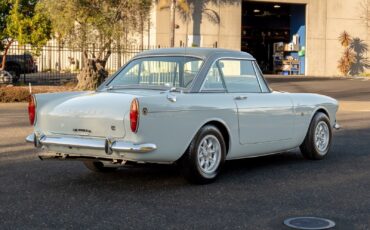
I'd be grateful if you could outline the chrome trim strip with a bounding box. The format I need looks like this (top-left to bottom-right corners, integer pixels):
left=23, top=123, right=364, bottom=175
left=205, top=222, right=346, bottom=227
left=41, top=136, right=105, bottom=150
left=25, top=133, right=157, bottom=153
left=112, top=142, right=157, bottom=153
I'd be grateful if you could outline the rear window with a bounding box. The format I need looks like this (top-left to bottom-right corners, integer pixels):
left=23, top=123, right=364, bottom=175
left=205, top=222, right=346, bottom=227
left=108, top=56, right=203, bottom=89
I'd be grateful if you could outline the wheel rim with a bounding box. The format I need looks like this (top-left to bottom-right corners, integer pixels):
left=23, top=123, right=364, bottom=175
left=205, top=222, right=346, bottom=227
left=314, top=121, right=330, bottom=154
left=197, top=135, right=221, bottom=175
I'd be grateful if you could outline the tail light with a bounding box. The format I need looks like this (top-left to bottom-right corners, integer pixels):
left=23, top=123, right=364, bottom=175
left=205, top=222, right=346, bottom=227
left=130, top=98, right=139, bottom=133
left=28, top=95, right=36, bottom=125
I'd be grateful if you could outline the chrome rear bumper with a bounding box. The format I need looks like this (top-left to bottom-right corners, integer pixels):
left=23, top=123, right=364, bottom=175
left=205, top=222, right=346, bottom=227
left=25, top=133, right=157, bottom=154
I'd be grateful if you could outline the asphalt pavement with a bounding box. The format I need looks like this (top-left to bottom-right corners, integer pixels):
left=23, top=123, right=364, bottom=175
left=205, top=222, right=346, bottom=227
left=0, top=77, right=369, bottom=229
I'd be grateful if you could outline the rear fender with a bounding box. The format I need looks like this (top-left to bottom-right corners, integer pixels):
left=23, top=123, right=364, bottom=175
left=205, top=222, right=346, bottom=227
left=184, top=118, right=232, bottom=157
left=132, top=93, right=237, bottom=162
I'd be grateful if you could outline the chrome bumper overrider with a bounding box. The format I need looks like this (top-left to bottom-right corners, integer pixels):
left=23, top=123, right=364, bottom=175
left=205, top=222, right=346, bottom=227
left=25, top=133, right=157, bottom=154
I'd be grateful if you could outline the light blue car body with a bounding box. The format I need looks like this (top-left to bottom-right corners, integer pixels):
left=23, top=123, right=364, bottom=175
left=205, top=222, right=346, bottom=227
left=26, top=48, right=339, bottom=164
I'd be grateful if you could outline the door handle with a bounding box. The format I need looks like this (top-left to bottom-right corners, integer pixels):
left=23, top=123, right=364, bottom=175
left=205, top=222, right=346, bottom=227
left=234, top=96, right=248, bottom=100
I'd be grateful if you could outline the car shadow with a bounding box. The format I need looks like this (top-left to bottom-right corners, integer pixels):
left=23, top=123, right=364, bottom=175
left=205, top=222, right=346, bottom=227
left=223, top=150, right=304, bottom=173
left=3, top=134, right=358, bottom=191
left=21, top=123, right=366, bottom=190
left=53, top=150, right=307, bottom=189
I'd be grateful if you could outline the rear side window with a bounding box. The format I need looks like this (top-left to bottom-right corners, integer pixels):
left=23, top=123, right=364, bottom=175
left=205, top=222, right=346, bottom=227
left=218, top=60, right=261, bottom=93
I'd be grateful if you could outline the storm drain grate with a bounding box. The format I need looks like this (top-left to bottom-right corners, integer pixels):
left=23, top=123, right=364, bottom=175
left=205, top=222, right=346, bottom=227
left=284, top=217, right=336, bottom=230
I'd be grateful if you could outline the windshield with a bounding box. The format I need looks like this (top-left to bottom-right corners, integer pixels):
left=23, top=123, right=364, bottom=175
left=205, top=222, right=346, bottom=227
left=107, top=56, right=204, bottom=89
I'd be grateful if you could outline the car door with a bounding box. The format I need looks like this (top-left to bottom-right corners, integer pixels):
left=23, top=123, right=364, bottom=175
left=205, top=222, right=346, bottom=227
left=217, top=59, right=295, bottom=145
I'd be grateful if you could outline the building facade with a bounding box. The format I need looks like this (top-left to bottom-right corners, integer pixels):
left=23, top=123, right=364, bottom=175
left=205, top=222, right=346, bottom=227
left=147, top=0, right=370, bottom=76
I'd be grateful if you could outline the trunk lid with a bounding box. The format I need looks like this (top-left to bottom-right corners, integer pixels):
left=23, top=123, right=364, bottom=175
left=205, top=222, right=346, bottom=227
left=38, top=91, right=153, bottom=138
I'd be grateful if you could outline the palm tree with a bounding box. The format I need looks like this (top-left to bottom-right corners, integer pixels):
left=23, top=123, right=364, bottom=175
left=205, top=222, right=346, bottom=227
left=187, top=0, right=220, bottom=47
left=337, top=31, right=354, bottom=76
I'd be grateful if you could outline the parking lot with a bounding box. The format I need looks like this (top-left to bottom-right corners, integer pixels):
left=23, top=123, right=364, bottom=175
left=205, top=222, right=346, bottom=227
left=0, top=77, right=369, bottom=229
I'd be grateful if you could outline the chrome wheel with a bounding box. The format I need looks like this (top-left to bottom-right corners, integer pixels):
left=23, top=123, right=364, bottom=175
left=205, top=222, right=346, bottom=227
left=180, top=125, right=226, bottom=184
left=300, top=112, right=332, bottom=160
left=197, top=135, right=221, bottom=175
left=314, top=121, right=330, bottom=154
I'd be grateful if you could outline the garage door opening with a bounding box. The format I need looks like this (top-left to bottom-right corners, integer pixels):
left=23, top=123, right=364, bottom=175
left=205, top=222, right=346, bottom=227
left=241, top=1, right=306, bottom=75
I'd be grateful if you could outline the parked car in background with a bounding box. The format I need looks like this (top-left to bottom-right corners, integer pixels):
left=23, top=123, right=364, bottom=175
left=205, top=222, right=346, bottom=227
left=0, top=70, right=14, bottom=84
left=26, top=48, right=340, bottom=184
left=0, top=53, right=37, bottom=82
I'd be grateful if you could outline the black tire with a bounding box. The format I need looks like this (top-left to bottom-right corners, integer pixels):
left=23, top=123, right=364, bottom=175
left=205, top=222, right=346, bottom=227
left=300, top=112, right=332, bottom=160
left=179, top=125, right=226, bottom=184
left=83, top=161, right=117, bottom=173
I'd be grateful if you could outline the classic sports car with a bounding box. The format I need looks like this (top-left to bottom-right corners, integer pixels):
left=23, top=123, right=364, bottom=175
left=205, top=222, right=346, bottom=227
left=26, top=48, right=339, bottom=184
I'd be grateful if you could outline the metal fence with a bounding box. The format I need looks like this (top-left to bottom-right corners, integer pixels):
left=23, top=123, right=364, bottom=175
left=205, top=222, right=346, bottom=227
left=0, top=44, right=164, bottom=85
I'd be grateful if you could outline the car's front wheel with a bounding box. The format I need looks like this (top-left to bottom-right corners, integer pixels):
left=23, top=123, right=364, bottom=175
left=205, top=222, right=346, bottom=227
left=83, top=161, right=117, bottom=172
left=179, top=125, right=226, bottom=184
left=300, top=112, right=332, bottom=160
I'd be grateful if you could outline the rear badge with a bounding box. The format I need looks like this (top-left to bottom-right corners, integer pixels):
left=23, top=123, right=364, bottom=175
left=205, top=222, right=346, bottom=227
left=111, top=125, right=116, bottom=131
left=72, top=128, right=91, bottom=136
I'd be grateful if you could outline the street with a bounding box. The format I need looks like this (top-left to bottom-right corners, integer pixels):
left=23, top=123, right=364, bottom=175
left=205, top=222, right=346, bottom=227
left=0, top=77, right=369, bottom=229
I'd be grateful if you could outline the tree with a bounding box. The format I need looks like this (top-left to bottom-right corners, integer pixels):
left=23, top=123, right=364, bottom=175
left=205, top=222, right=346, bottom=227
left=0, top=0, right=51, bottom=73
left=187, top=0, right=221, bottom=47
left=41, top=0, right=153, bottom=90
left=0, top=1, right=11, bottom=53
left=337, top=31, right=354, bottom=76
left=135, top=0, right=152, bottom=49
left=337, top=31, right=357, bottom=76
